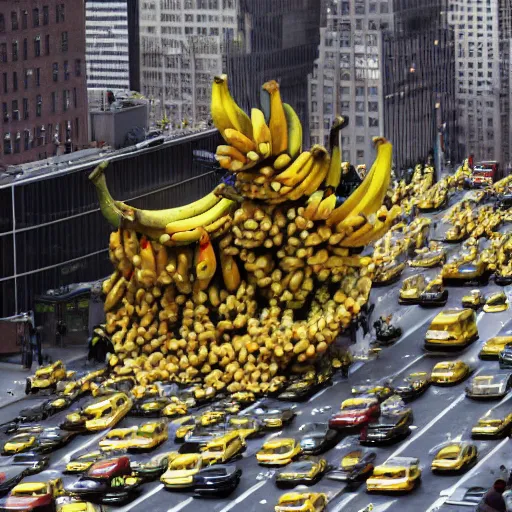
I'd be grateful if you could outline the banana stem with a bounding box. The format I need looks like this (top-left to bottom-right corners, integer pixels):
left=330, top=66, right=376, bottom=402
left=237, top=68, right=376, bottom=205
left=89, top=161, right=125, bottom=228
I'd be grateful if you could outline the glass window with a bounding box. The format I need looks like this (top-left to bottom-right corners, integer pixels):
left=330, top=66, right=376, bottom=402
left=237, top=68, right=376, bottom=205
left=23, top=39, right=27, bottom=60
left=4, top=134, right=11, bottom=155
left=0, top=43, right=7, bottom=63
left=11, top=11, right=18, bottom=30
left=2, top=103, right=8, bottom=123
left=23, top=98, right=28, bottom=119
left=12, top=41, right=18, bottom=62
left=356, top=149, right=365, bottom=160
left=35, top=68, right=40, bottom=87
left=34, top=36, right=41, bottom=57
left=45, top=34, right=50, bottom=55
left=51, top=91, right=57, bottom=113
left=43, top=6, right=49, bottom=25
left=0, top=14, right=4, bottom=32
left=36, top=95, right=42, bottom=117
left=61, top=31, right=68, bottom=52
left=12, top=72, right=17, bottom=92
left=33, top=8, right=39, bottom=27
left=356, top=86, right=365, bottom=96
left=356, top=116, right=364, bottom=126
left=56, top=4, right=65, bottom=23
left=22, top=10, right=28, bottom=29
left=64, top=61, right=69, bottom=80
left=12, top=100, right=18, bottom=121
left=75, top=59, right=81, bottom=77
left=369, top=117, right=379, bottom=127
left=53, top=62, right=58, bottom=82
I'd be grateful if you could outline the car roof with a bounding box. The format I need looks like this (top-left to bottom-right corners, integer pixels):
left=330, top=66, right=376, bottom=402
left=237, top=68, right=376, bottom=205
left=264, top=438, right=295, bottom=448
left=172, top=453, right=200, bottom=464
left=385, top=456, right=419, bottom=467
left=488, top=336, right=512, bottom=344
left=432, top=309, right=472, bottom=323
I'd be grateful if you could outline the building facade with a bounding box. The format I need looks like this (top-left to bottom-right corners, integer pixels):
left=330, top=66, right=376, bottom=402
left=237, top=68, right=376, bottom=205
left=449, top=0, right=502, bottom=162
left=85, top=0, right=130, bottom=91
left=138, top=0, right=321, bottom=139
left=309, top=0, right=456, bottom=169
left=0, top=0, right=89, bottom=166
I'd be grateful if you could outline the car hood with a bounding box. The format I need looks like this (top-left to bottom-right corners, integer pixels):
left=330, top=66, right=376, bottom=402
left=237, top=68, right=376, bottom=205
left=162, top=469, right=196, bottom=480
left=5, top=494, right=52, bottom=509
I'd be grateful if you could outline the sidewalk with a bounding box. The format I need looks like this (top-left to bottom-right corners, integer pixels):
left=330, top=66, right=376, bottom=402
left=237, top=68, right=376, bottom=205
left=0, top=346, right=88, bottom=410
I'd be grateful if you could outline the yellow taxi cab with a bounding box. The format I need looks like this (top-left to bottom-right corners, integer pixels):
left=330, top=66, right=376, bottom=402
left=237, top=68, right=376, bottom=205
left=424, top=309, right=478, bottom=350
left=201, top=431, right=245, bottom=465
left=62, top=392, right=132, bottom=432
left=227, top=417, right=262, bottom=440
left=58, top=500, right=100, bottom=512
left=462, top=289, right=485, bottom=309
left=160, top=453, right=205, bottom=489
left=256, top=438, right=302, bottom=466
left=2, top=429, right=41, bottom=455
left=130, top=421, right=168, bottom=451
left=399, top=274, right=426, bottom=304
left=90, top=376, right=136, bottom=398
left=65, top=451, right=104, bottom=473
left=26, top=360, right=68, bottom=394
left=276, top=458, right=327, bottom=486
left=479, top=336, right=512, bottom=359
left=483, top=291, right=509, bottom=313
left=162, top=398, right=188, bottom=418
left=6, top=472, right=65, bottom=509
left=366, top=456, right=421, bottom=493
left=172, top=416, right=197, bottom=442
left=431, top=361, right=471, bottom=385
left=99, top=427, right=137, bottom=452
left=199, top=409, right=226, bottom=427
left=431, top=442, right=478, bottom=473
left=472, top=407, right=512, bottom=438
left=274, top=492, right=327, bottom=512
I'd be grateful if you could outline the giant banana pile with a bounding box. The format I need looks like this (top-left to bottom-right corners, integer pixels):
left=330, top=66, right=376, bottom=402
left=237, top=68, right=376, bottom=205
left=91, top=75, right=398, bottom=394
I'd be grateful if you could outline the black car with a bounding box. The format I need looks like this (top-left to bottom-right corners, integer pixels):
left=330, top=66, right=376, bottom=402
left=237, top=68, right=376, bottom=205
left=277, top=378, right=322, bottom=402
left=182, top=424, right=227, bottom=448
left=393, top=372, right=431, bottom=401
left=8, top=452, right=50, bottom=474
left=0, top=466, right=32, bottom=496
left=0, top=453, right=49, bottom=495
left=241, top=402, right=296, bottom=429
left=130, top=453, right=171, bottom=481
left=37, top=427, right=77, bottom=453
left=193, top=464, right=242, bottom=497
left=326, top=449, right=376, bottom=483
left=298, top=423, right=340, bottom=455
left=374, top=318, right=402, bottom=345
left=419, top=288, right=449, bottom=307
left=499, top=344, right=512, bottom=369
left=359, top=410, right=413, bottom=445
left=17, top=401, right=52, bottom=422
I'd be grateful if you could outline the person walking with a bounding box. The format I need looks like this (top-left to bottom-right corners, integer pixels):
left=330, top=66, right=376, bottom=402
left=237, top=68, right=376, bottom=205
left=477, top=479, right=507, bottom=512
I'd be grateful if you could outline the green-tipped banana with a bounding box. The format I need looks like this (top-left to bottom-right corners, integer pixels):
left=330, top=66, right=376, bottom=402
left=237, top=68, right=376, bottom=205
left=89, top=162, right=128, bottom=228
left=283, top=103, right=302, bottom=159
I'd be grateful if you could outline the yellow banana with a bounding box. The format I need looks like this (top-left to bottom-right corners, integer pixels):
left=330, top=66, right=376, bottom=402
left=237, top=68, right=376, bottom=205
left=283, top=103, right=302, bottom=159
left=262, top=80, right=288, bottom=156
left=327, top=136, right=386, bottom=226
left=340, top=222, right=375, bottom=247
left=165, top=198, right=234, bottom=235
left=223, top=128, right=256, bottom=154
left=220, top=74, right=253, bottom=140
left=325, top=116, right=347, bottom=189
left=285, top=149, right=330, bottom=201
left=304, top=190, right=324, bottom=219
left=251, top=108, right=272, bottom=157
left=216, top=145, right=248, bottom=163
left=220, top=251, right=241, bottom=292
left=104, top=276, right=127, bottom=312
left=273, top=150, right=313, bottom=186
left=313, top=193, right=337, bottom=220
left=211, top=75, right=236, bottom=140
left=274, top=154, right=292, bottom=170
left=171, top=228, right=203, bottom=244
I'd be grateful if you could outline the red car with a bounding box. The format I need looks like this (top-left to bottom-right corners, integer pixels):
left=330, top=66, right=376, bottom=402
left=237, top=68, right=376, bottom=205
left=329, top=396, right=380, bottom=430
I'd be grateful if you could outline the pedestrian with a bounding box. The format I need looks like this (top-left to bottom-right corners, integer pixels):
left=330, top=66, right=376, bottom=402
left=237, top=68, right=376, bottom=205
left=477, top=479, right=507, bottom=512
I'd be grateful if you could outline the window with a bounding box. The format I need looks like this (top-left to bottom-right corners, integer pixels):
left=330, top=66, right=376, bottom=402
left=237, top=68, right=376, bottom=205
left=12, top=72, right=17, bottom=92
left=63, top=90, right=69, bottom=111
left=22, top=10, right=28, bottom=29
left=12, top=100, right=19, bottom=121
left=368, top=101, right=378, bottom=112
left=356, top=87, right=365, bottom=96
left=356, top=116, right=364, bottom=127
left=0, top=43, right=7, bottom=63
left=341, top=86, right=350, bottom=96
left=23, top=39, right=27, bottom=60
left=4, top=134, right=11, bottom=155
left=36, top=68, right=40, bottom=86
left=34, top=36, right=41, bottom=57
left=356, top=135, right=365, bottom=144
left=43, top=6, right=49, bottom=25
left=56, top=4, right=65, bottom=23
left=73, top=87, right=77, bottom=108
left=342, top=150, right=350, bottom=162
left=2, top=73, right=7, bottom=93
left=45, top=34, right=50, bottom=55
left=24, top=70, right=29, bottom=89
left=33, top=8, right=39, bottom=27
left=0, top=14, right=4, bottom=32
left=64, top=60, right=69, bottom=80
left=75, top=59, right=81, bottom=77
left=24, top=130, right=30, bottom=150
left=368, top=86, right=378, bottom=96
left=51, top=91, right=57, bottom=113
left=53, top=62, right=58, bottom=82
left=12, top=41, right=18, bottom=62
left=36, top=95, right=42, bottom=117
left=11, top=11, right=18, bottom=30
left=356, top=101, right=365, bottom=112
left=356, top=149, right=365, bottom=161
left=13, top=133, right=20, bottom=154
left=61, top=31, right=68, bottom=52
left=23, top=98, right=28, bottom=119
left=2, top=103, right=8, bottom=123
left=369, top=117, right=379, bottom=127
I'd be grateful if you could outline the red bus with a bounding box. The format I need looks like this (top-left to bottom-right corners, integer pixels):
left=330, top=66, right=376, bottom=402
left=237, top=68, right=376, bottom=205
left=472, top=161, right=502, bottom=186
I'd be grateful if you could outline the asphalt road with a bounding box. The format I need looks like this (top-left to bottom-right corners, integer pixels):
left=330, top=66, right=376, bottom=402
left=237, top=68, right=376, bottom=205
left=0, top=196, right=511, bottom=512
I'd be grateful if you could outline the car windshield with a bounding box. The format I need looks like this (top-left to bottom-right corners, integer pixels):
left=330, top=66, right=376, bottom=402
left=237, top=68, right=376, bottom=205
left=285, top=461, right=314, bottom=472
left=473, top=377, right=497, bottom=386
left=170, top=459, right=197, bottom=470
left=342, top=402, right=371, bottom=411
left=261, top=444, right=292, bottom=455
left=136, top=430, right=154, bottom=439
left=438, top=450, right=460, bottom=460
left=10, top=435, right=33, bottom=443
left=12, top=487, right=48, bottom=497
left=281, top=498, right=307, bottom=507
left=206, top=445, right=224, bottom=452
left=373, top=468, right=406, bottom=478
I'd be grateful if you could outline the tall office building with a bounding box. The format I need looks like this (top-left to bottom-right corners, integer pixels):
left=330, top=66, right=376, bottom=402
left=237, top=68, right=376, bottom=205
left=0, top=0, right=89, bottom=166
left=138, top=0, right=321, bottom=137
left=449, top=0, right=502, bottom=162
left=85, top=0, right=130, bottom=91
left=309, top=0, right=456, bottom=169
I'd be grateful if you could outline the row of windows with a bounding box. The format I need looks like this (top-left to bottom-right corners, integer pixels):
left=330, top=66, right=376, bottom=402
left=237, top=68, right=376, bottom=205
left=1, top=61, right=81, bottom=95
left=2, top=88, right=78, bottom=124
left=0, top=5, right=65, bottom=33
left=2, top=118, right=80, bottom=155
left=0, top=32, right=69, bottom=63
left=158, top=0, right=233, bottom=9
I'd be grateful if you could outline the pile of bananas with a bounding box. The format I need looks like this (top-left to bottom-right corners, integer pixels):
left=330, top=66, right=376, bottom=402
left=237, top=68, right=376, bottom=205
left=493, top=174, right=512, bottom=194
left=444, top=204, right=502, bottom=242
left=91, top=75, right=399, bottom=393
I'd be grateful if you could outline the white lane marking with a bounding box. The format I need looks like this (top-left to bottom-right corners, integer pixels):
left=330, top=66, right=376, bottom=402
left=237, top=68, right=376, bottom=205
left=390, top=354, right=426, bottom=379
left=426, top=437, right=509, bottom=511
left=308, top=387, right=330, bottom=402
left=373, top=501, right=398, bottom=512
left=477, top=311, right=485, bottom=324
left=387, top=393, right=466, bottom=459
left=57, top=430, right=106, bottom=464
left=399, top=313, right=436, bottom=342
left=330, top=492, right=357, bottom=512
left=167, top=497, right=194, bottom=512
left=217, top=480, right=267, bottom=512
left=116, top=483, right=164, bottom=512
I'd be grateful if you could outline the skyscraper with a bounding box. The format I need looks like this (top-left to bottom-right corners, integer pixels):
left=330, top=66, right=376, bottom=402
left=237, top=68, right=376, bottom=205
left=309, top=0, right=456, bottom=169
left=0, top=0, right=89, bottom=166
left=85, top=0, right=130, bottom=91
left=138, top=0, right=321, bottom=137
